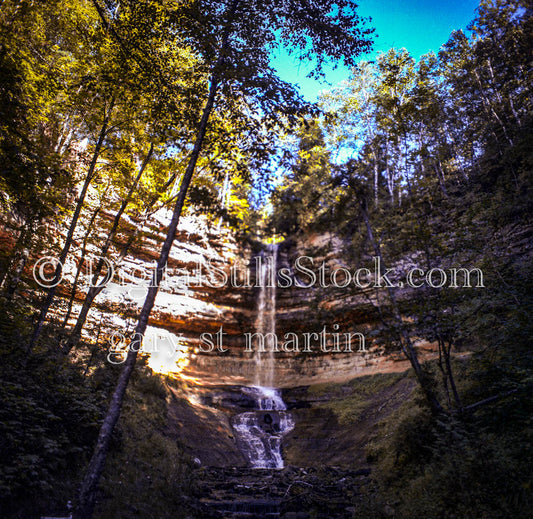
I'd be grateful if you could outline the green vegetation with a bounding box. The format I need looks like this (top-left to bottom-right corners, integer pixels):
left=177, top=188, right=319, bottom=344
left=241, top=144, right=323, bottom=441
left=269, top=1, right=532, bottom=515
left=360, top=357, right=532, bottom=518
left=270, top=0, right=532, bottom=416
left=0, top=298, right=196, bottom=518
left=302, top=360, right=531, bottom=518
left=0, top=0, right=531, bottom=517
left=94, top=372, right=197, bottom=519
left=309, top=373, right=407, bottom=425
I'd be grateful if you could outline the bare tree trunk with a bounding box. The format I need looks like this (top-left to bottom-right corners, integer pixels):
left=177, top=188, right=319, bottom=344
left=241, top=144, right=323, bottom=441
left=372, top=148, right=379, bottom=207
left=435, top=160, right=449, bottom=197
left=437, top=337, right=452, bottom=408
left=63, top=143, right=153, bottom=353
left=26, top=102, right=113, bottom=356
left=436, top=333, right=463, bottom=411
left=385, top=138, right=394, bottom=203
left=73, top=3, right=239, bottom=516
left=83, top=312, right=105, bottom=377
left=358, top=198, right=444, bottom=415
left=217, top=170, right=231, bottom=230
left=61, top=195, right=107, bottom=329
left=444, top=339, right=462, bottom=410
left=2, top=222, right=33, bottom=299
left=473, top=68, right=513, bottom=148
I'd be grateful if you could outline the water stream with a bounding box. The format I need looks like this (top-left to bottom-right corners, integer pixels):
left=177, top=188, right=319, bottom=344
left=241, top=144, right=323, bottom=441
left=231, top=244, right=294, bottom=469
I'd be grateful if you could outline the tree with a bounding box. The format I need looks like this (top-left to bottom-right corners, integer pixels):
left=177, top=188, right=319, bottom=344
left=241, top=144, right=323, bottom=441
left=0, top=0, right=92, bottom=294
left=61, top=142, right=154, bottom=353
left=275, top=0, right=532, bottom=420
left=270, top=119, right=336, bottom=234
left=23, top=0, right=209, bottom=353
left=439, top=0, right=532, bottom=162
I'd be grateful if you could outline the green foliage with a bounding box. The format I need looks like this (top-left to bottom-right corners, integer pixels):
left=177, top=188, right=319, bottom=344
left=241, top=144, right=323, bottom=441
left=0, top=295, right=197, bottom=519
left=269, top=0, right=532, bottom=409
left=0, top=0, right=531, bottom=516
left=94, top=370, right=197, bottom=519
left=0, top=0, right=82, bottom=223
left=269, top=119, right=339, bottom=234
left=268, top=4, right=533, bottom=516
left=0, top=298, right=104, bottom=518
left=363, top=368, right=532, bottom=518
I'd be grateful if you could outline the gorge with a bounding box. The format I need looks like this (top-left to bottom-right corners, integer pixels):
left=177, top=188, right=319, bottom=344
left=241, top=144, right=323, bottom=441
left=0, top=1, right=530, bottom=517
left=2, top=202, right=530, bottom=518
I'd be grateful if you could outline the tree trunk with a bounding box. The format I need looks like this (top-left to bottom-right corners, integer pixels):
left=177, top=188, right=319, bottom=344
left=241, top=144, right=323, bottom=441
left=217, top=170, right=231, bottom=230
left=359, top=198, right=444, bottom=415
left=436, top=159, right=449, bottom=197
left=444, top=339, right=462, bottom=410
left=486, top=56, right=521, bottom=127
left=2, top=221, right=33, bottom=299
left=385, top=138, right=394, bottom=203
left=61, top=195, right=107, bottom=329
left=473, top=67, right=513, bottom=147
left=63, top=183, right=179, bottom=342
left=73, top=3, right=239, bottom=516
left=63, top=143, right=153, bottom=353
left=372, top=148, right=379, bottom=207
left=83, top=312, right=105, bottom=377
left=437, top=337, right=452, bottom=408
left=26, top=102, right=113, bottom=356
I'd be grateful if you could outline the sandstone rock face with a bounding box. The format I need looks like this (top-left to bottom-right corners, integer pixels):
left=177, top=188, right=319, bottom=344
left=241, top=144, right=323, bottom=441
left=175, top=226, right=437, bottom=388
left=53, top=211, right=438, bottom=387
left=4, top=207, right=443, bottom=469
left=37, top=210, right=531, bottom=391
left=4, top=200, right=438, bottom=386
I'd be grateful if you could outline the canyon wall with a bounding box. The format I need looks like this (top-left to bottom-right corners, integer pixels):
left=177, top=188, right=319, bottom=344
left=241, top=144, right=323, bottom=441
left=2, top=208, right=444, bottom=468
left=2, top=203, right=440, bottom=388
left=24, top=209, right=437, bottom=387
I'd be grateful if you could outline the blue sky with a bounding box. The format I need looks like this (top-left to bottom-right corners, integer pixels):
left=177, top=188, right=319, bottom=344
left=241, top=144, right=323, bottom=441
left=271, top=0, right=480, bottom=101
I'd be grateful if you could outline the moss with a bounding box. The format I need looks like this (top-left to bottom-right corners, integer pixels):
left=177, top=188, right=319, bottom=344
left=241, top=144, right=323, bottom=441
left=310, top=372, right=408, bottom=425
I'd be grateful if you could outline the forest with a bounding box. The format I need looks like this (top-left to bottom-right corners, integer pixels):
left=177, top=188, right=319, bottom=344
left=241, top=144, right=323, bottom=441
left=0, top=0, right=531, bottom=518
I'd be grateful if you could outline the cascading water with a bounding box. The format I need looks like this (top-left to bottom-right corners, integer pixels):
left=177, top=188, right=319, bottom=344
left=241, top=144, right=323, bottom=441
left=231, top=244, right=294, bottom=469
left=231, top=386, right=294, bottom=469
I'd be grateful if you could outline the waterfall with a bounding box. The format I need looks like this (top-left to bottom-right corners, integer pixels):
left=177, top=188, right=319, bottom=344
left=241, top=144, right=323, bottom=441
left=231, top=243, right=294, bottom=469
left=254, top=243, right=278, bottom=387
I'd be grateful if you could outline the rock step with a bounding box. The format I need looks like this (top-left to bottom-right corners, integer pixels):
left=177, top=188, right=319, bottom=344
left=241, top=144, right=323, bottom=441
left=196, top=466, right=372, bottom=518
left=202, top=499, right=281, bottom=518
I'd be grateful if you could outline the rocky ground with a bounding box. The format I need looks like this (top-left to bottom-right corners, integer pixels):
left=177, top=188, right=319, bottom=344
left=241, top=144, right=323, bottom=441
left=190, top=465, right=372, bottom=519
left=161, top=371, right=416, bottom=517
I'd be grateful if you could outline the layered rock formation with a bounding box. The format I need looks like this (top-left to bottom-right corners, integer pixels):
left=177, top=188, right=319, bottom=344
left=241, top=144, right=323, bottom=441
left=4, top=207, right=441, bottom=469
left=3, top=202, right=438, bottom=387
